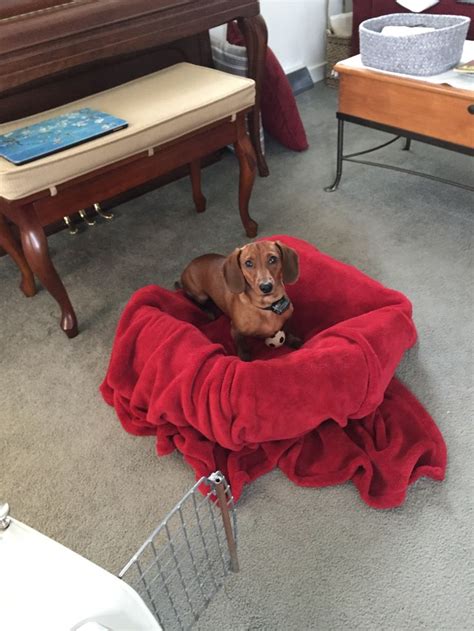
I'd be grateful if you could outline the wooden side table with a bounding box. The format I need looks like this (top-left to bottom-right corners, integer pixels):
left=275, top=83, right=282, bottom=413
left=325, top=59, right=474, bottom=192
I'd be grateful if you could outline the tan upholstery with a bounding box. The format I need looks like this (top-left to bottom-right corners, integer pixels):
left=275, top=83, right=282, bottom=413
left=0, top=63, right=255, bottom=200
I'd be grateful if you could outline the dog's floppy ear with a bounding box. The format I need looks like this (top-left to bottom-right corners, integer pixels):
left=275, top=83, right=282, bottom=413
left=223, top=248, right=246, bottom=293
left=276, top=241, right=299, bottom=284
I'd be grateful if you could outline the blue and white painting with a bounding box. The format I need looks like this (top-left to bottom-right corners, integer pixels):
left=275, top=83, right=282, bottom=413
left=0, top=108, right=128, bottom=165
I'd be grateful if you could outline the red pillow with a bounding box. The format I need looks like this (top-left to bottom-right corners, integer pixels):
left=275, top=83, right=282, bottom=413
left=227, top=22, right=308, bottom=152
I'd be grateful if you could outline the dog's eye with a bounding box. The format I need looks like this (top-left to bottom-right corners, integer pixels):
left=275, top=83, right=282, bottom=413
left=268, top=255, right=278, bottom=264
left=245, top=260, right=253, bottom=268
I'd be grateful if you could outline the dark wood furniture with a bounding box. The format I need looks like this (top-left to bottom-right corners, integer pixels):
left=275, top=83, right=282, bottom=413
left=0, top=0, right=268, bottom=175
left=0, top=110, right=257, bottom=338
left=0, top=0, right=268, bottom=338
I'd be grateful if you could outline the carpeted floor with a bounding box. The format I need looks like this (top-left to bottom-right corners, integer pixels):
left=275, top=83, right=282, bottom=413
left=1, top=82, right=473, bottom=630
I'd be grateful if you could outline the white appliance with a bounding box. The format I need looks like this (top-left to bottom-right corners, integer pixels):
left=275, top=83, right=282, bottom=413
left=0, top=503, right=161, bottom=631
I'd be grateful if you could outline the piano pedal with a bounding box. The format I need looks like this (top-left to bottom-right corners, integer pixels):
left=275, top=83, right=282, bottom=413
left=63, top=215, right=78, bottom=235
left=93, top=202, right=114, bottom=220
left=79, top=209, right=96, bottom=226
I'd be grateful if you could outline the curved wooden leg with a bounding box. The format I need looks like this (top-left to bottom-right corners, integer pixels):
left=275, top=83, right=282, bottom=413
left=238, top=14, right=269, bottom=178
left=14, top=204, right=78, bottom=338
left=234, top=132, right=258, bottom=238
left=0, top=212, right=36, bottom=297
left=189, top=159, right=207, bottom=213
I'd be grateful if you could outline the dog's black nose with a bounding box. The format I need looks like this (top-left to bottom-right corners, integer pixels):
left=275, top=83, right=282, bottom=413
left=259, top=281, right=273, bottom=294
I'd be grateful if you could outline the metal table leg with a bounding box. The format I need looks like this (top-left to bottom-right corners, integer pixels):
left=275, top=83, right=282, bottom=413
left=324, top=118, right=344, bottom=192
left=325, top=113, right=473, bottom=193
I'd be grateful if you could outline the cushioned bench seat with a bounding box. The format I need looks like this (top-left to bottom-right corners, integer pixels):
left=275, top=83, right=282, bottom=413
left=0, top=62, right=259, bottom=338
left=0, top=63, right=255, bottom=200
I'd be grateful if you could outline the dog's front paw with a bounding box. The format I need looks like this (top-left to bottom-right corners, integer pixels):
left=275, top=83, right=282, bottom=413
left=286, top=332, right=302, bottom=349
left=202, top=307, right=216, bottom=321
left=238, top=349, right=252, bottom=362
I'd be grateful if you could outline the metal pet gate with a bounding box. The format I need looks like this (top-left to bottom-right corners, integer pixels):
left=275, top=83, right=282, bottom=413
left=119, top=471, right=239, bottom=630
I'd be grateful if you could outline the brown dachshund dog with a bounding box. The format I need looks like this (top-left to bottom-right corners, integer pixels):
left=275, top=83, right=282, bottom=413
left=179, top=240, right=301, bottom=360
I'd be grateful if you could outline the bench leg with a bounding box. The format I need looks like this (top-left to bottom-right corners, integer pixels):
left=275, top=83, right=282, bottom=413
left=190, top=159, right=207, bottom=213
left=12, top=204, right=78, bottom=338
left=234, top=133, right=258, bottom=238
left=238, top=15, right=269, bottom=178
left=0, top=212, right=36, bottom=297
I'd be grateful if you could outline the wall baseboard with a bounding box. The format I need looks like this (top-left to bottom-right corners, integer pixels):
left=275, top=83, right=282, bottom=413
left=287, top=67, right=314, bottom=95
left=307, top=61, right=326, bottom=84
left=286, top=62, right=326, bottom=95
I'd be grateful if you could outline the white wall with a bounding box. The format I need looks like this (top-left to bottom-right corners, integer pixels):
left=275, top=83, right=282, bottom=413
left=212, top=1, right=350, bottom=83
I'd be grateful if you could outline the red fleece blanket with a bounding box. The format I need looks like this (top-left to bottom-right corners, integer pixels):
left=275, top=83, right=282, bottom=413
left=100, top=236, right=446, bottom=508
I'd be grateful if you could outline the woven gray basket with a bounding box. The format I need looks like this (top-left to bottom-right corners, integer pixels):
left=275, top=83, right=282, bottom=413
left=360, top=13, right=470, bottom=76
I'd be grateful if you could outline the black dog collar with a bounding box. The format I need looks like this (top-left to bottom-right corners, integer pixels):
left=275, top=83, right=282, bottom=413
left=262, top=296, right=291, bottom=315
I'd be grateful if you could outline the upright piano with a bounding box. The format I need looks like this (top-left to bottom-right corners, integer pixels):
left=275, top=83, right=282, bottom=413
left=0, top=0, right=268, bottom=175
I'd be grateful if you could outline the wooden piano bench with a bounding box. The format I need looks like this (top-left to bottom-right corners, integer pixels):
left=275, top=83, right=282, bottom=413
left=0, top=63, right=258, bottom=338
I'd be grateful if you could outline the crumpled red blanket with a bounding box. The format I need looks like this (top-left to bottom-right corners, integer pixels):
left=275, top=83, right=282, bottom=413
left=100, top=236, right=446, bottom=508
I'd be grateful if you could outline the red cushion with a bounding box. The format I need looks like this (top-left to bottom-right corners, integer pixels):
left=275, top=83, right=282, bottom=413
left=227, top=22, right=309, bottom=152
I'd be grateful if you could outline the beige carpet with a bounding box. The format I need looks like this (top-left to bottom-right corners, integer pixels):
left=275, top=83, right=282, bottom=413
left=1, top=83, right=473, bottom=630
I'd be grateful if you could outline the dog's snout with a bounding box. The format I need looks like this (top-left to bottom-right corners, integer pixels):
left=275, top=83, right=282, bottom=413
left=259, top=281, right=273, bottom=294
